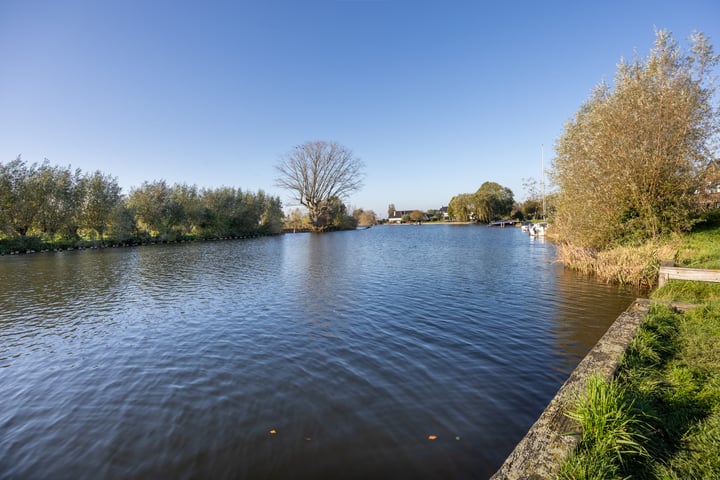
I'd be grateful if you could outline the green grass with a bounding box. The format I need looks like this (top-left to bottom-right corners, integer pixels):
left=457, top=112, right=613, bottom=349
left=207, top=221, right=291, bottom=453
left=559, top=375, right=649, bottom=480
left=559, top=214, right=720, bottom=477
left=649, top=221, right=720, bottom=302
left=652, top=280, right=720, bottom=303
left=559, top=303, right=720, bottom=479
left=675, top=224, right=720, bottom=269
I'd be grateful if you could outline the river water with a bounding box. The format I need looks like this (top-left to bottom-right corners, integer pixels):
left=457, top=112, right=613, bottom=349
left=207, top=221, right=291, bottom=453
left=0, top=225, right=635, bottom=479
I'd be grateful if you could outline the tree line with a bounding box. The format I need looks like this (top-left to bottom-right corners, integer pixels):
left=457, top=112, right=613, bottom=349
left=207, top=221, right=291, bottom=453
left=0, top=156, right=284, bottom=252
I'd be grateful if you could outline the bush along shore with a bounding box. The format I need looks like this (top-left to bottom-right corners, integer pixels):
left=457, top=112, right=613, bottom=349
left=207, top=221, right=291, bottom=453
left=0, top=232, right=277, bottom=256
left=557, top=220, right=720, bottom=479
left=555, top=213, right=720, bottom=288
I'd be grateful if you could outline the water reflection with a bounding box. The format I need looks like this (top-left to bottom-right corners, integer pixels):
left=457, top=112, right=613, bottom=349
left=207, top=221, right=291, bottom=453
left=548, top=266, right=636, bottom=379
left=0, top=228, right=636, bottom=478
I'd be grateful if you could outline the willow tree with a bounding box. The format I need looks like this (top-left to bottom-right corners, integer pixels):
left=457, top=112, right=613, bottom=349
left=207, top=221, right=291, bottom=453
left=127, top=180, right=183, bottom=238
left=0, top=156, right=36, bottom=237
left=552, top=30, right=719, bottom=249
left=81, top=170, right=122, bottom=240
left=275, top=141, right=364, bottom=231
left=448, top=193, right=475, bottom=222
left=475, top=181, right=514, bottom=222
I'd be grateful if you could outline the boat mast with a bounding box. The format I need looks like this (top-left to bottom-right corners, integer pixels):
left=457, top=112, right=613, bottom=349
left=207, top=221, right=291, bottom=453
left=541, top=144, right=546, bottom=220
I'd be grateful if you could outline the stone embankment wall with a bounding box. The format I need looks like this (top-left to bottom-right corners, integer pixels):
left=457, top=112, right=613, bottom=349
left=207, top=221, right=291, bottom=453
left=491, top=299, right=653, bottom=479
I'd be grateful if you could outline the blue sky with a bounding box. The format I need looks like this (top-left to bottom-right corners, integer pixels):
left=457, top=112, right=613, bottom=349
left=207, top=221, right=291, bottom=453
left=1, top=0, right=718, bottom=217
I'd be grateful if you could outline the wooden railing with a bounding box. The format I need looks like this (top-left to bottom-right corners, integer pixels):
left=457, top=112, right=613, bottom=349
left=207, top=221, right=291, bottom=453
left=658, top=260, right=720, bottom=287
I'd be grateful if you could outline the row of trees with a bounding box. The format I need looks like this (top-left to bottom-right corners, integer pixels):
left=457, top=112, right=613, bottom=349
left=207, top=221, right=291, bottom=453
left=126, top=181, right=283, bottom=240
left=448, top=181, right=515, bottom=222
left=0, top=156, right=284, bottom=247
left=552, top=29, right=719, bottom=249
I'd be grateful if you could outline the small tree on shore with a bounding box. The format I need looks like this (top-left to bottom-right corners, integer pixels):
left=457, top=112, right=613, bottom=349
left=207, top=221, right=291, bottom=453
left=275, top=141, right=364, bottom=231
left=0, top=156, right=36, bottom=237
left=448, top=193, right=475, bottom=222
left=408, top=210, right=426, bottom=222
left=353, top=208, right=377, bottom=226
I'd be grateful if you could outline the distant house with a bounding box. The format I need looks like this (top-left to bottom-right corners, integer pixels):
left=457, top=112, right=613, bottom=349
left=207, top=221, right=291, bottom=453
left=387, top=206, right=449, bottom=223
left=387, top=209, right=414, bottom=223
left=438, top=206, right=449, bottom=219
left=698, top=160, right=720, bottom=209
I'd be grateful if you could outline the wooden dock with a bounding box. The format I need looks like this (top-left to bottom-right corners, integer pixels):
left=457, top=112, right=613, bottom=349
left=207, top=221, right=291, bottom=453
left=658, top=260, right=720, bottom=287
left=488, top=220, right=517, bottom=227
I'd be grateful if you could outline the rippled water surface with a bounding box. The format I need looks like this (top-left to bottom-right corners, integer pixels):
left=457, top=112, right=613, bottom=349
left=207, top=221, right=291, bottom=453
left=0, top=225, right=635, bottom=479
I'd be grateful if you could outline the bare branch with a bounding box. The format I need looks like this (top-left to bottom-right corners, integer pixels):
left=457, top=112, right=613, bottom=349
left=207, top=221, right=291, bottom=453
left=275, top=140, right=364, bottom=230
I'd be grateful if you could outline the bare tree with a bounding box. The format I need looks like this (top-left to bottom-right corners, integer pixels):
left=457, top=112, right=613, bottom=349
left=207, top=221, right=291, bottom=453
left=275, top=141, right=364, bottom=231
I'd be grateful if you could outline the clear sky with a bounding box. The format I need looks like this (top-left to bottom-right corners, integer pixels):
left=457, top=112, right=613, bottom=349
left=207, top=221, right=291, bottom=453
left=1, top=0, right=718, bottom=218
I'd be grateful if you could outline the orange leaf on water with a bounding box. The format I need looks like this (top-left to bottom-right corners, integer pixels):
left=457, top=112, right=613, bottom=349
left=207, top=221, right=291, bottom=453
left=269, top=429, right=277, bottom=435
left=427, top=435, right=438, bottom=440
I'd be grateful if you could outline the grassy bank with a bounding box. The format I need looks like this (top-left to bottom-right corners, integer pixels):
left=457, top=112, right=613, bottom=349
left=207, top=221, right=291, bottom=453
left=559, top=296, right=720, bottom=478
left=675, top=226, right=720, bottom=269
left=0, top=232, right=273, bottom=255
left=557, top=218, right=720, bottom=477
left=560, top=302, right=720, bottom=479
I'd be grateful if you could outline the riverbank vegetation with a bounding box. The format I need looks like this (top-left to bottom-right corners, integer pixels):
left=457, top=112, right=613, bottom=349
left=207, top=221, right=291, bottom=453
left=555, top=217, right=720, bottom=287
left=282, top=198, right=372, bottom=233
left=549, top=29, right=719, bottom=285
left=0, top=156, right=284, bottom=254
left=559, top=218, right=720, bottom=476
left=560, top=297, right=720, bottom=479
left=556, top=239, right=680, bottom=288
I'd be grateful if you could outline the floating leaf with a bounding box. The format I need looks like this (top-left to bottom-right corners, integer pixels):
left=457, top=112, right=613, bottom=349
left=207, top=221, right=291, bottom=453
left=269, top=429, right=277, bottom=435
left=428, top=435, right=438, bottom=441
left=455, top=436, right=461, bottom=441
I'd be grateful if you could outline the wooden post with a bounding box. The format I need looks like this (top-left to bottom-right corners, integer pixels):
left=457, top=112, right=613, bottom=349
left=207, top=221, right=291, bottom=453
left=658, top=260, right=674, bottom=288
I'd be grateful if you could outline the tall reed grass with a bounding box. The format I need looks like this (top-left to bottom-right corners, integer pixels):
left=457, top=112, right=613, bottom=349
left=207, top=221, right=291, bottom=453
left=556, top=240, right=679, bottom=287
left=557, top=224, right=720, bottom=287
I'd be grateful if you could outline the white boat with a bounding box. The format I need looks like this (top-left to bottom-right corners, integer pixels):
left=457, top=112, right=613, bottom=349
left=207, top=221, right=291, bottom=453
left=529, top=222, right=548, bottom=236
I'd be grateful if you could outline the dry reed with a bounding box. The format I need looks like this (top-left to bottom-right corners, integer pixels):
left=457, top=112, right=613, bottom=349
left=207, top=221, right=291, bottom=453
left=557, top=239, right=680, bottom=287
